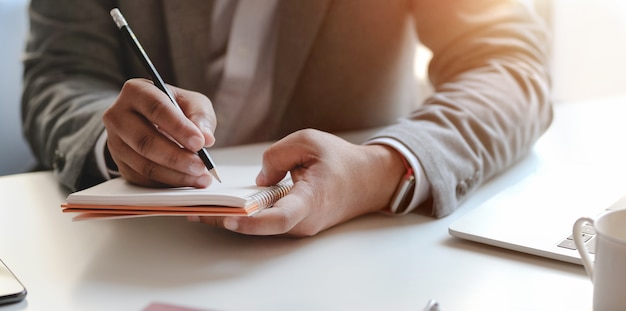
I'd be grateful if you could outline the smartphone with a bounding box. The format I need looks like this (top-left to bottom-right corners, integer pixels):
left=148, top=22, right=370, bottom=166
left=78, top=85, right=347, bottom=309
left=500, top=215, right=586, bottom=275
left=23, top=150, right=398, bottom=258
left=0, top=259, right=27, bottom=305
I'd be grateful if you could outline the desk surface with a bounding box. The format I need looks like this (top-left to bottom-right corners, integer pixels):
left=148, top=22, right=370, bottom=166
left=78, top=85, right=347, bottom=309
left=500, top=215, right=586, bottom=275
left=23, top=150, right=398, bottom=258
left=4, top=96, right=626, bottom=311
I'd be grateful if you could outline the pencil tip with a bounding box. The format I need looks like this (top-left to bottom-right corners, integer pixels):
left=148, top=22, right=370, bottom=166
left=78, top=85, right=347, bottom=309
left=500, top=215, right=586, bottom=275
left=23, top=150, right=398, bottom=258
left=210, top=169, right=222, bottom=183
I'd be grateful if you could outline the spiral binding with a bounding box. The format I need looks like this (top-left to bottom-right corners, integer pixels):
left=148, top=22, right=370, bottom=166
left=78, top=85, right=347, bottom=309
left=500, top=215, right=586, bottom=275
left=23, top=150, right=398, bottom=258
left=245, top=178, right=293, bottom=210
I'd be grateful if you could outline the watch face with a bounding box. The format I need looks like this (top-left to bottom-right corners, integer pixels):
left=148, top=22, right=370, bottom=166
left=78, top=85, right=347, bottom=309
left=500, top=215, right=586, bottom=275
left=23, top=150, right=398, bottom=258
left=390, top=173, right=416, bottom=214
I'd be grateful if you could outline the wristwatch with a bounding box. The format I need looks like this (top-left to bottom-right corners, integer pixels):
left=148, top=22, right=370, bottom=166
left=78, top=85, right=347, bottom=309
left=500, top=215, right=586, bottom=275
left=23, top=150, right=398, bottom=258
left=388, top=156, right=416, bottom=214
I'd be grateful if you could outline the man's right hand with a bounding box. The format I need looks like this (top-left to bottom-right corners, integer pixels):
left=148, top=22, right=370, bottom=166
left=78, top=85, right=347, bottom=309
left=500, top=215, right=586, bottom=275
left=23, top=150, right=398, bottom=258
left=103, top=78, right=217, bottom=188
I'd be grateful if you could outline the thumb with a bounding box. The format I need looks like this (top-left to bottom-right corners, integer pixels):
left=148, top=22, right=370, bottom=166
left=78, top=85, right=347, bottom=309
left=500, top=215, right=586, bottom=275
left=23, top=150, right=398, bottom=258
left=192, top=115, right=216, bottom=148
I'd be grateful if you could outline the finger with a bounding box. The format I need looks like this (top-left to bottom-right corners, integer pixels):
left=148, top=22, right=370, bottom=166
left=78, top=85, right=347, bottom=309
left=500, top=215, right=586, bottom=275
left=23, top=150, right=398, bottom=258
left=104, top=81, right=211, bottom=179
left=115, top=151, right=212, bottom=188
left=170, top=85, right=217, bottom=147
left=191, top=215, right=226, bottom=228
left=110, top=114, right=209, bottom=177
left=124, top=79, right=206, bottom=152
left=219, top=183, right=313, bottom=236
left=107, top=134, right=212, bottom=188
left=257, top=131, right=323, bottom=186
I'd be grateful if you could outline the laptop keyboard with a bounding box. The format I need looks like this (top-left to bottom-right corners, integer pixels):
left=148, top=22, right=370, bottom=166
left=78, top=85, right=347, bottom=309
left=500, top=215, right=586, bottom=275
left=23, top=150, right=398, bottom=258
left=556, top=223, right=597, bottom=254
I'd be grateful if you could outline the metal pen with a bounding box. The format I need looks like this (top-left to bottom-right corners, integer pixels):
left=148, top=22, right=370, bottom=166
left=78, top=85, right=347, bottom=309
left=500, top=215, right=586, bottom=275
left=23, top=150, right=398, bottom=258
left=110, top=8, right=221, bottom=183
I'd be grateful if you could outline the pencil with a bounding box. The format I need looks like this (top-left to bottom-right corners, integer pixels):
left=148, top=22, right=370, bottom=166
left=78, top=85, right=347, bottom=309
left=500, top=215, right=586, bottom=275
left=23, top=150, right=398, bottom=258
left=110, top=8, right=221, bottom=183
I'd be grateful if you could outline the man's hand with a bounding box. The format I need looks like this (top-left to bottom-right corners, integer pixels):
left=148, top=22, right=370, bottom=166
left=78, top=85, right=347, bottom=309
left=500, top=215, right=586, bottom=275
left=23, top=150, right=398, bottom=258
left=103, top=78, right=217, bottom=188
left=193, top=129, right=407, bottom=236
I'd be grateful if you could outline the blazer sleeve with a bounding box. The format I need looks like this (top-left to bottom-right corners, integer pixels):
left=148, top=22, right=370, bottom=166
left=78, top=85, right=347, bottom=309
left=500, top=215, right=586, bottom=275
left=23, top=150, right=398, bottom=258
left=22, top=0, right=123, bottom=191
left=372, top=0, right=553, bottom=217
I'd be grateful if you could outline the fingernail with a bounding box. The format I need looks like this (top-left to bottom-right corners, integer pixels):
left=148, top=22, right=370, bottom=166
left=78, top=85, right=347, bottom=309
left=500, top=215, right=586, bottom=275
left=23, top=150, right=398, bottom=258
left=224, top=218, right=238, bottom=231
left=196, top=174, right=211, bottom=187
left=256, top=168, right=267, bottom=185
left=188, top=135, right=204, bottom=151
left=187, top=216, right=200, bottom=222
left=202, top=125, right=215, bottom=147
left=202, top=124, right=213, bottom=137
left=190, top=161, right=206, bottom=175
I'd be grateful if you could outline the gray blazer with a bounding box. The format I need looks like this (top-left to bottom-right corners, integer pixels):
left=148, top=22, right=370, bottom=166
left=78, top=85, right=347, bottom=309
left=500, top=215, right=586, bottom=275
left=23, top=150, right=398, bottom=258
left=22, top=0, right=552, bottom=217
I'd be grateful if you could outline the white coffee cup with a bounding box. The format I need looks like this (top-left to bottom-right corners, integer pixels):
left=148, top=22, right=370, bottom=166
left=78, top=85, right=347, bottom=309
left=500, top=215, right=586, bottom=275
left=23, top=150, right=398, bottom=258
left=573, top=209, right=626, bottom=311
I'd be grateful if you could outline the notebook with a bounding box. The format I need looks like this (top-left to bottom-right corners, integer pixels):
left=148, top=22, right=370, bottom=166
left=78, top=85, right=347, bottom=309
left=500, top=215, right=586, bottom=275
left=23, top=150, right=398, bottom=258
left=448, top=163, right=626, bottom=265
left=62, top=165, right=292, bottom=221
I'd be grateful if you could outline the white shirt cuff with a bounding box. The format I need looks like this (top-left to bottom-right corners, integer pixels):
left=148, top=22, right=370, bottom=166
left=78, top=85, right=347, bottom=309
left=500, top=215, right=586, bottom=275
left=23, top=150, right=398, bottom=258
left=94, top=130, right=120, bottom=180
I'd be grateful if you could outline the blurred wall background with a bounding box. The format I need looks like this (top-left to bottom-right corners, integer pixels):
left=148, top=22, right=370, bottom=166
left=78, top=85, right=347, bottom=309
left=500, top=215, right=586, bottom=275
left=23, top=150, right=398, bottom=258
left=0, top=0, right=35, bottom=175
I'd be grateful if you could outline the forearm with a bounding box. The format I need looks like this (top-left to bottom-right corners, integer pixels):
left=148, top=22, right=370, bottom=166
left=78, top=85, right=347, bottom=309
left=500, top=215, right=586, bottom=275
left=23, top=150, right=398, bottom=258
left=373, top=0, right=552, bottom=217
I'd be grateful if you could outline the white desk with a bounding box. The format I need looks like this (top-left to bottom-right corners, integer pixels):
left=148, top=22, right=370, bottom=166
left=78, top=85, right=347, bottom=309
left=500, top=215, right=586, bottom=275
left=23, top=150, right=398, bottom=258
left=3, top=96, right=626, bottom=311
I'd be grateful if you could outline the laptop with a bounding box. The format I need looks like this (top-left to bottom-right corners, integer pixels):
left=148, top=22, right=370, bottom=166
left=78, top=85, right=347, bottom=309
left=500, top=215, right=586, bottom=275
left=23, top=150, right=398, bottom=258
left=448, top=158, right=626, bottom=265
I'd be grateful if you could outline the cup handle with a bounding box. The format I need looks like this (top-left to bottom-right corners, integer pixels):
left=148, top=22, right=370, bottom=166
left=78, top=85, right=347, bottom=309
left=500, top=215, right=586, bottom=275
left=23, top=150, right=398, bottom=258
left=573, top=217, right=595, bottom=281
